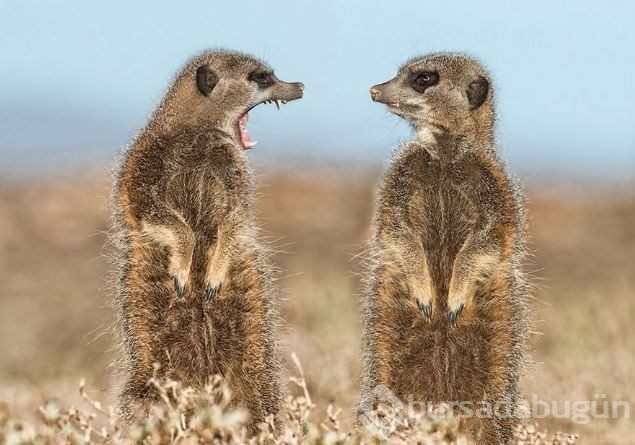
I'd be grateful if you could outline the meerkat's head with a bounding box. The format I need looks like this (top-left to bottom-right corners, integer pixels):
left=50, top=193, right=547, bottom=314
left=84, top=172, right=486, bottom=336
left=161, top=50, right=304, bottom=149
left=370, top=54, right=493, bottom=143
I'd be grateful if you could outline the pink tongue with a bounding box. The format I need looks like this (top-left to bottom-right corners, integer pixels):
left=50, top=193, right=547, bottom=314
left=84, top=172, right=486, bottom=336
left=239, top=113, right=251, bottom=147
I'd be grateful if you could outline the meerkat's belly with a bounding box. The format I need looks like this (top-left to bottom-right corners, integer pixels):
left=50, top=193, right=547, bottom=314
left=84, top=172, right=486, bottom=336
left=399, top=179, right=515, bottom=401
left=410, top=178, right=478, bottom=299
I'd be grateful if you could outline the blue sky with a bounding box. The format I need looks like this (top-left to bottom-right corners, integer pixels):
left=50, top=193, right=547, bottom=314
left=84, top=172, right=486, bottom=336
left=1, top=0, right=634, bottom=180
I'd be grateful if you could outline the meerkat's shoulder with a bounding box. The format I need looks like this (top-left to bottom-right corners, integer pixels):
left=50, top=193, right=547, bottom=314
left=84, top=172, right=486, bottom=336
left=445, top=150, right=515, bottom=200
left=385, top=141, right=436, bottom=175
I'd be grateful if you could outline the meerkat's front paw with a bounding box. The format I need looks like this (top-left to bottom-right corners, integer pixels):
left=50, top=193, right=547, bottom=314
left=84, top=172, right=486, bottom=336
left=142, top=221, right=194, bottom=300
left=416, top=298, right=433, bottom=319
left=410, top=278, right=434, bottom=320
left=172, top=276, right=187, bottom=299
left=204, top=266, right=226, bottom=303
left=170, top=266, right=190, bottom=299
left=446, top=304, right=464, bottom=324
left=446, top=294, right=467, bottom=324
left=204, top=282, right=221, bottom=302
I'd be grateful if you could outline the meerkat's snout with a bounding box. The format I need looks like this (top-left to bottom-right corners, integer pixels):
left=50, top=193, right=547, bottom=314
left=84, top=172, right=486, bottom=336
left=269, top=79, right=304, bottom=103
left=369, top=81, right=396, bottom=105
left=369, top=69, right=440, bottom=110
left=370, top=87, right=381, bottom=101
left=239, top=77, right=304, bottom=149
left=237, top=78, right=302, bottom=149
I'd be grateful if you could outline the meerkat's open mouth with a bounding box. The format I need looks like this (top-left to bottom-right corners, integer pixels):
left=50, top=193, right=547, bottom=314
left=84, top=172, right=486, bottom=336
left=238, top=100, right=288, bottom=150
left=238, top=113, right=255, bottom=148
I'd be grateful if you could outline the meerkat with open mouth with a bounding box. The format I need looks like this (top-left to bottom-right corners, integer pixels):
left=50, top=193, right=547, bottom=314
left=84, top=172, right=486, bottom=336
left=113, top=50, right=303, bottom=430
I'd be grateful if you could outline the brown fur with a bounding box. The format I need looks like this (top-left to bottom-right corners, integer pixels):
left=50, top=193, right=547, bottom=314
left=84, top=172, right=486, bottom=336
left=111, top=50, right=303, bottom=430
left=360, top=54, right=529, bottom=444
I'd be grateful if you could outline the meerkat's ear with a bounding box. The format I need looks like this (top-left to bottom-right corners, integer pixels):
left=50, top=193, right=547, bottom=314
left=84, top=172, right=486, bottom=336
left=467, top=76, right=489, bottom=110
left=196, top=65, right=219, bottom=96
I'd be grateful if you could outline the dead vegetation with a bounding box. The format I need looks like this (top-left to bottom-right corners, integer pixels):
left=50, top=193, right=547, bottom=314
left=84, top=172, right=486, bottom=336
left=0, top=358, right=578, bottom=444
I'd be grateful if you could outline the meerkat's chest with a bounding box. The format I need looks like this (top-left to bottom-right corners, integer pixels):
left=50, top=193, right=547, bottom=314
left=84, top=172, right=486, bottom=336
left=407, top=166, right=480, bottom=247
left=164, top=167, right=233, bottom=226
left=412, top=159, right=479, bottom=211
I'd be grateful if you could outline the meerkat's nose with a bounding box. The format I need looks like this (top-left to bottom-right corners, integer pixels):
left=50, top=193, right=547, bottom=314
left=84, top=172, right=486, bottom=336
left=370, top=88, right=381, bottom=101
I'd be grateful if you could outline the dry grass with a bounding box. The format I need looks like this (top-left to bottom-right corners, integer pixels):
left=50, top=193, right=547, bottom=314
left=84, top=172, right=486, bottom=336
left=0, top=167, right=633, bottom=443
left=0, top=358, right=576, bottom=444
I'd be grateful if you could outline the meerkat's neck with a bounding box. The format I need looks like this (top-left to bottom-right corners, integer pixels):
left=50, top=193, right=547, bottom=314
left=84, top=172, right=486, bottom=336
left=145, top=100, right=244, bottom=149
left=414, top=115, right=495, bottom=158
left=467, top=105, right=496, bottom=150
left=143, top=81, right=245, bottom=148
left=415, top=126, right=438, bottom=146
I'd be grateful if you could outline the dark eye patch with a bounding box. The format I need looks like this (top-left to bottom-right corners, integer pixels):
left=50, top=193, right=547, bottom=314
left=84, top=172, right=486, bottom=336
left=248, top=70, right=275, bottom=88
left=408, top=71, right=439, bottom=93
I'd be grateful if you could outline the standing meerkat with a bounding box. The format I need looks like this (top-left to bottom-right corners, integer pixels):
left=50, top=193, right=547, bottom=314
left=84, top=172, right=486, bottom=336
left=359, top=54, right=529, bottom=443
left=112, top=50, right=303, bottom=428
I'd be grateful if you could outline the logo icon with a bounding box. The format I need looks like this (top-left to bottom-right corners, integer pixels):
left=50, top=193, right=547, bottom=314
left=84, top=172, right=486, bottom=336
left=358, top=385, right=405, bottom=439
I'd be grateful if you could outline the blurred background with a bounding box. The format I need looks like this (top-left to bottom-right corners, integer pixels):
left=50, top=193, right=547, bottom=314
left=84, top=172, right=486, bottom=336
left=0, top=0, right=633, bottom=443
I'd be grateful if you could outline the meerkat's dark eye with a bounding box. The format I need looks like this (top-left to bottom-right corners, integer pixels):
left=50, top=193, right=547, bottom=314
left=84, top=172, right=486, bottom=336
left=409, top=71, right=439, bottom=93
left=248, top=71, right=275, bottom=88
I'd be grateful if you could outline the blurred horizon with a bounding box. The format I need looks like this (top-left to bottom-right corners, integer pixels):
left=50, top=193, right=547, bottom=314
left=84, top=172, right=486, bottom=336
left=1, top=0, right=634, bottom=181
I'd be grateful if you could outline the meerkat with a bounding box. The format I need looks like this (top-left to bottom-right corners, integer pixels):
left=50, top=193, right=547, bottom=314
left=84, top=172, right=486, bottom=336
left=112, top=50, right=303, bottom=429
left=359, top=54, right=529, bottom=444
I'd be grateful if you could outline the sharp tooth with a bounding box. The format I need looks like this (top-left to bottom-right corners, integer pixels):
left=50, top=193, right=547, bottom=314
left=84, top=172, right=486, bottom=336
left=274, top=100, right=281, bottom=110
left=282, top=100, right=287, bottom=104
left=246, top=140, right=258, bottom=148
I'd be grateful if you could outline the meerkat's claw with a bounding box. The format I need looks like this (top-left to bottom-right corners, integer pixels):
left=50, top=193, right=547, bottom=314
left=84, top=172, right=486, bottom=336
left=204, top=282, right=221, bottom=302
left=446, top=304, right=464, bottom=324
left=416, top=300, right=433, bottom=319
left=173, top=276, right=187, bottom=299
